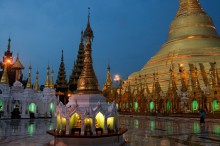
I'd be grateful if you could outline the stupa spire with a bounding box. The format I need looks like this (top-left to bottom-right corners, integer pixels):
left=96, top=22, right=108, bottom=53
left=55, top=50, right=68, bottom=93
left=26, top=65, right=32, bottom=88
left=0, top=64, right=8, bottom=84
left=34, top=70, right=39, bottom=91
left=45, top=65, right=51, bottom=87
left=105, top=65, right=113, bottom=86
left=102, top=65, right=113, bottom=91
left=3, top=37, right=13, bottom=67
left=7, top=37, right=11, bottom=52
left=77, top=9, right=100, bottom=93
left=176, top=0, right=206, bottom=17
left=83, top=8, right=94, bottom=40
left=69, top=31, right=85, bottom=92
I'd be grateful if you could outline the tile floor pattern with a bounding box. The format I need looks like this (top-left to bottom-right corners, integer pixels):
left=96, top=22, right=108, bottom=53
left=0, top=116, right=220, bottom=146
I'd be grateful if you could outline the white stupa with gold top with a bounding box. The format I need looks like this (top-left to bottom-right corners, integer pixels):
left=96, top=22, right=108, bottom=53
left=50, top=12, right=127, bottom=146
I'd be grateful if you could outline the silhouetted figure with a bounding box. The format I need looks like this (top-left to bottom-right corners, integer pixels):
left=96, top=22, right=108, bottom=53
left=199, top=109, right=206, bottom=126
left=11, top=106, right=21, bottom=119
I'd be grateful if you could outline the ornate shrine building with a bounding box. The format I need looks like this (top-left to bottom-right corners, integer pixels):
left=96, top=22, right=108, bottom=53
left=0, top=38, right=57, bottom=119
left=103, top=0, right=220, bottom=114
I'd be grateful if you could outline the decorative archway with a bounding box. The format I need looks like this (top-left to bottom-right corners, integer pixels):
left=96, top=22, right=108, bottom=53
left=29, top=103, right=37, bottom=118
left=49, top=103, right=55, bottom=116
left=166, top=100, right=171, bottom=113
left=0, top=99, right=3, bottom=111
left=192, top=100, right=198, bottom=113
left=84, top=118, right=93, bottom=133
left=134, top=101, right=138, bottom=112
left=212, top=100, right=219, bottom=112
left=107, top=117, right=114, bottom=131
left=70, top=113, right=81, bottom=130
left=150, top=101, right=154, bottom=112
left=95, top=112, right=104, bottom=129
left=29, top=103, right=36, bottom=113
left=56, top=113, right=62, bottom=131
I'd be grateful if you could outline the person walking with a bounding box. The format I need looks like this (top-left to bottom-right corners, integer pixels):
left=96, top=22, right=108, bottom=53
left=199, top=109, right=206, bottom=126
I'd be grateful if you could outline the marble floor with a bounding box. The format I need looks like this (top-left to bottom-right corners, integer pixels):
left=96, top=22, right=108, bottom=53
left=0, top=116, right=220, bottom=146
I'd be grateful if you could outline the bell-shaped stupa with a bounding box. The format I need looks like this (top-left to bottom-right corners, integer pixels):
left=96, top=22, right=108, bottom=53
left=126, top=0, right=220, bottom=92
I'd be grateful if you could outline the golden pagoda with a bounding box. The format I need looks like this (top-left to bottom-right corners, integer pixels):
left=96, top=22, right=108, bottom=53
left=119, top=0, right=220, bottom=114
left=26, top=65, right=32, bottom=88
left=76, top=12, right=101, bottom=94
left=126, top=0, right=220, bottom=91
left=45, top=65, right=51, bottom=87
left=34, top=70, right=39, bottom=91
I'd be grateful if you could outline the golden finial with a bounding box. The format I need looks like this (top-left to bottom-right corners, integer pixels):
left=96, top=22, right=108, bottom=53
left=77, top=12, right=100, bottom=94
left=34, top=70, right=39, bottom=91
left=26, top=65, right=32, bottom=88
left=45, top=65, right=50, bottom=87
left=83, top=7, right=94, bottom=40
left=7, top=37, right=11, bottom=52
left=102, top=65, right=113, bottom=91
left=0, top=64, right=9, bottom=84
left=105, top=65, right=113, bottom=86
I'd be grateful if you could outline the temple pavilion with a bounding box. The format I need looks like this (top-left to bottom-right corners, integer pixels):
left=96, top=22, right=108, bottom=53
left=0, top=38, right=57, bottom=119
left=54, top=12, right=119, bottom=137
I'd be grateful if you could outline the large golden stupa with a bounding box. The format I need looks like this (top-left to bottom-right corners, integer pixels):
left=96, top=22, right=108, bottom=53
left=126, top=0, right=220, bottom=92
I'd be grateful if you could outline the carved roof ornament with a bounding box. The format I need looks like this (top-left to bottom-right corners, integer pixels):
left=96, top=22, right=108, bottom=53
left=11, top=54, right=24, bottom=69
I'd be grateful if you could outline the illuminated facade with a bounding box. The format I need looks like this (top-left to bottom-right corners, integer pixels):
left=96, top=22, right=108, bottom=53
left=0, top=40, right=57, bottom=118
left=104, top=0, right=220, bottom=114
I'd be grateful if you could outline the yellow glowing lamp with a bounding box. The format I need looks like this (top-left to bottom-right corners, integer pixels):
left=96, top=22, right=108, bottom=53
left=7, top=59, right=11, bottom=63
left=114, top=74, right=120, bottom=82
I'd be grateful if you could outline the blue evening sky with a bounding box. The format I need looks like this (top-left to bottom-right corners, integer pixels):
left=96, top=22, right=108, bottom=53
left=0, top=0, right=219, bottom=87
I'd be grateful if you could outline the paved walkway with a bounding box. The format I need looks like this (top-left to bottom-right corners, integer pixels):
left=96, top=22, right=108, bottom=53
left=0, top=116, right=219, bottom=146
left=120, top=115, right=220, bottom=146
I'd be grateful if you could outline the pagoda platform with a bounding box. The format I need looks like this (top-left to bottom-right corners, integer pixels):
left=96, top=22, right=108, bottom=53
left=47, top=128, right=128, bottom=146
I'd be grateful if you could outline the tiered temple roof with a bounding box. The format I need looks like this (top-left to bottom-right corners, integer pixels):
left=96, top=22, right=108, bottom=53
left=69, top=31, right=85, bottom=92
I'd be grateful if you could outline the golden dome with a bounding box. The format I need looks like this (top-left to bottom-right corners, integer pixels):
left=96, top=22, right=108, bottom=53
left=127, top=0, right=220, bottom=91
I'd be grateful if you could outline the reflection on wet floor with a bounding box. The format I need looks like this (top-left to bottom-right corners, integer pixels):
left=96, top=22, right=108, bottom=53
left=0, top=116, right=220, bottom=146
left=120, top=116, right=220, bottom=146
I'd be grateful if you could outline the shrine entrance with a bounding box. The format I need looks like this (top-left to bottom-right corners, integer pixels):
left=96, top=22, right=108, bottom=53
left=29, top=103, right=36, bottom=118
